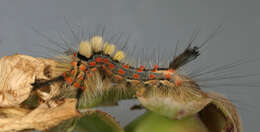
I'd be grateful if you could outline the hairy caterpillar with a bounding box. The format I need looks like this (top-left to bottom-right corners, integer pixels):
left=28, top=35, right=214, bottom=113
left=31, top=27, right=243, bottom=132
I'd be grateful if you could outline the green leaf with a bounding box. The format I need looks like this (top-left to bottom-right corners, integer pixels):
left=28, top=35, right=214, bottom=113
left=125, top=111, right=209, bottom=132
left=75, top=109, right=124, bottom=132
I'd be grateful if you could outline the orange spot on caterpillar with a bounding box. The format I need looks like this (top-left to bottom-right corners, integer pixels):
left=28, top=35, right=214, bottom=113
left=133, top=73, right=140, bottom=79
left=175, top=79, right=182, bottom=86
left=89, top=61, right=96, bottom=66
left=105, top=69, right=112, bottom=75
left=109, top=63, right=115, bottom=69
left=96, top=57, right=103, bottom=63
left=130, top=80, right=140, bottom=84
left=164, top=73, right=171, bottom=79
left=72, top=52, right=76, bottom=59
left=103, top=58, right=110, bottom=64
left=81, top=86, right=86, bottom=91
left=150, top=80, right=157, bottom=84
left=71, top=70, right=76, bottom=75
left=149, top=74, right=156, bottom=79
left=65, top=77, right=73, bottom=84
left=137, top=69, right=143, bottom=72
left=79, top=64, right=86, bottom=71
left=168, top=69, right=176, bottom=73
left=91, top=68, right=97, bottom=72
left=73, top=82, right=81, bottom=88
left=71, top=61, right=77, bottom=67
left=118, top=69, right=126, bottom=75
left=87, top=73, right=93, bottom=77
left=153, top=64, right=159, bottom=72
left=115, top=75, right=123, bottom=80
left=63, top=72, right=67, bottom=77
left=123, top=64, right=129, bottom=69
left=103, top=66, right=112, bottom=75
left=137, top=65, right=145, bottom=72
left=78, top=75, right=84, bottom=80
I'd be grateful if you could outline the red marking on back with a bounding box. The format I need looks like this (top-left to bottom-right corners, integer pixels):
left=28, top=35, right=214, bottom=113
left=78, top=75, right=84, bottom=80
left=87, top=73, right=93, bottom=77
left=130, top=80, right=140, bottom=84
left=79, top=64, right=86, bottom=71
left=175, top=79, right=182, bottom=86
left=123, top=64, right=129, bottom=69
left=137, top=69, right=143, bottom=72
left=164, top=73, right=171, bottom=79
left=150, top=80, right=157, bottom=84
left=118, top=69, right=126, bottom=75
left=103, top=58, right=110, bottom=64
left=109, top=64, right=115, bottom=69
left=149, top=74, right=156, bottom=79
left=153, top=64, right=159, bottom=72
left=101, top=65, right=106, bottom=70
left=71, top=70, right=76, bottom=75
left=137, top=65, right=145, bottom=72
left=72, top=52, right=77, bottom=59
left=65, top=77, right=73, bottom=84
left=103, top=66, right=112, bottom=75
left=115, top=75, right=123, bottom=80
left=73, top=82, right=81, bottom=88
left=89, top=61, right=96, bottom=66
left=133, top=73, right=140, bottom=79
left=91, top=68, right=97, bottom=72
left=96, top=57, right=103, bottom=63
left=71, top=61, right=77, bottom=67
left=105, top=69, right=112, bottom=75
left=168, top=69, right=176, bottom=73
left=63, top=72, right=67, bottom=77
left=81, top=86, right=86, bottom=91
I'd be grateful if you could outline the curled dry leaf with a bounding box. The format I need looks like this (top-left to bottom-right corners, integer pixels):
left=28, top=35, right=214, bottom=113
left=0, top=54, right=57, bottom=107
left=0, top=98, right=80, bottom=131
left=0, top=54, right=81, bottom=131
left=199, top=92, right=242, bottom=132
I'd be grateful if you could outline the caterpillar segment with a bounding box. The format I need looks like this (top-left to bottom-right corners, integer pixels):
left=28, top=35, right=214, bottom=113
left=63, top=36, right=182, bottom=89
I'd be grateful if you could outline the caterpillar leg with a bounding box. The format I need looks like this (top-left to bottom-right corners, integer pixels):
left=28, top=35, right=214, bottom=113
left=136, top=79, right=211, bottom=120
left=75, top=88, right=83, bottom=109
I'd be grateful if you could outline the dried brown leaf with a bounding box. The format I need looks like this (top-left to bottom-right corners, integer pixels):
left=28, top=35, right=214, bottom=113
left=0, top=54, right=57, bottom=107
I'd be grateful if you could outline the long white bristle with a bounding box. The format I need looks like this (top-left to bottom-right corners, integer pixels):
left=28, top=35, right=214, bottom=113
left=90, top=36, right=103, bottom=52
left=79, top=40, right=92, bottom=58
left=103, top=43, right=115, bottom=56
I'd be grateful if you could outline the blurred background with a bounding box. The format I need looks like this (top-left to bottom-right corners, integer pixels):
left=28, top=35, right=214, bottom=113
left=0, top=0, right=259, bottom=131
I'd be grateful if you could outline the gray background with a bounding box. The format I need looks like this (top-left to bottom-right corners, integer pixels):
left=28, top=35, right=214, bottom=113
left=0, top=0, right=259, bottom=131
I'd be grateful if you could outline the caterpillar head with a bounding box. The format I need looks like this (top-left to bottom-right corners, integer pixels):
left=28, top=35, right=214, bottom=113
left=136, top=76, right=211, bottom=120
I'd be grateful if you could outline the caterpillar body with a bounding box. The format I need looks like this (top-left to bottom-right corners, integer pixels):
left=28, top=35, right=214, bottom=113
left=63, top=36, right=186, bottom=92
left=33, top=31, right=241, bottom=132
left=42, top=34, right=206, bottom=115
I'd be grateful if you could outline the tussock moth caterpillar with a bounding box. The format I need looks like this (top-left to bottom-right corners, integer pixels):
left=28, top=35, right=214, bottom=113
left=30, top=25, right=258, bottom=132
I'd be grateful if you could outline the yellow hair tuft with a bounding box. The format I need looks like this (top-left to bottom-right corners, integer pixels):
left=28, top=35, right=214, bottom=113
left=79, top=40, right=92, bottom=58
left=103, top=43, right=115, bottom=56
left=113, top=50, right=125, bottom=61
left=90, top=36, right=103, bottom=52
